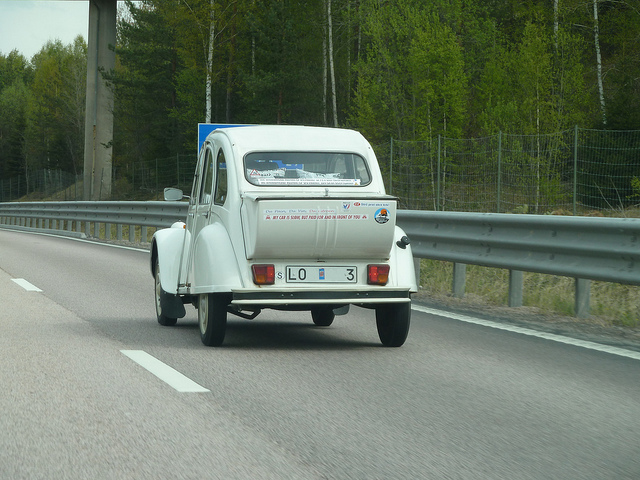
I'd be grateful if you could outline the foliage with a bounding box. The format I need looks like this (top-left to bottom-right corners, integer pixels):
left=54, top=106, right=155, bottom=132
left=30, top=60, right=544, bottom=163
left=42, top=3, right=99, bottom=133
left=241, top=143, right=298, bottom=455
left=0, top=50, right=31, bottom=181
left=24, top=39, right=86, bottom=178
left=2, top=0, right=640, bottom=200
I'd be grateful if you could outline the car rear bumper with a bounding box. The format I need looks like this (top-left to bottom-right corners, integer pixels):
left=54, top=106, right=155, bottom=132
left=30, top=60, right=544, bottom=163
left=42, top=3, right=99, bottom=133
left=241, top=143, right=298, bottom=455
left=231, top=288, right=411, bottom=306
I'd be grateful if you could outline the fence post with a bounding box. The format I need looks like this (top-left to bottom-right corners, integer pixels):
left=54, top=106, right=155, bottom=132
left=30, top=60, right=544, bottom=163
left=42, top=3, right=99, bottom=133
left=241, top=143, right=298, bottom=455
left=452, top=263, right=466, bottom=298
left=497, top=131, right=502, bottom=213
left=389, top=138, right=394, bottom=195
left=437, top=135, right=442, bottom=211
left=573, top=125, right=578, bottom=215
left=575, top=278, right=590, bottom=318
left=156, top=158, right=159, bottom=200
left=508, top=270, right=523, bottom=307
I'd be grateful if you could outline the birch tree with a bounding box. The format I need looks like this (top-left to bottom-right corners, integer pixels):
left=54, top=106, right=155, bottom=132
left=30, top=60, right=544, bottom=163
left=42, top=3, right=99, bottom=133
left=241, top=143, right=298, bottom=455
left=592, top=0, right=607, bottom=126
left=326, top=0, right=338, bottom=127
left=206, top=0, right=215, bottom=122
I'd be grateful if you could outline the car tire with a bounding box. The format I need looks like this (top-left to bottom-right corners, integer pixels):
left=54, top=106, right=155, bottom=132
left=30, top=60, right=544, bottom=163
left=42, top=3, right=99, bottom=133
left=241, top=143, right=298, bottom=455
left=375, top=302, right=411, bottom=347
left=199, top=293, right=229, bottom=346
left=311, top=308, right=335, bottom=326
left=155, top=257, right=178, bottom=326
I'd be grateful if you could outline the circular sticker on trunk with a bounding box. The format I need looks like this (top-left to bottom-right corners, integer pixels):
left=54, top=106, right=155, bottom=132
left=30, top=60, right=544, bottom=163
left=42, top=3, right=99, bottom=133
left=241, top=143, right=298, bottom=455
left=374, top=208, right=390, bottom=224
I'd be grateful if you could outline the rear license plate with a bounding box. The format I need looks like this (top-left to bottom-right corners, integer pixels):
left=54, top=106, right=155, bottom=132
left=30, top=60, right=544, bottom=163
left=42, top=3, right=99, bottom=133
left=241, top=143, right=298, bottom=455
left=286, top=266, right=357, bottom=283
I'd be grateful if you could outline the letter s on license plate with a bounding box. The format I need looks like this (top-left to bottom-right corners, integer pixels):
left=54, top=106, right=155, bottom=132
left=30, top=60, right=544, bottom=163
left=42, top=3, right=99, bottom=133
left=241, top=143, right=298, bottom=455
left=286, top=266, right=357, bottom=283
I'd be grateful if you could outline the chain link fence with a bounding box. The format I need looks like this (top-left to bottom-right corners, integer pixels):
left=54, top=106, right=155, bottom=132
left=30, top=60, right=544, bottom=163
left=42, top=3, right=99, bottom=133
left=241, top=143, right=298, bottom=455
left=373, top=127, right=640, bottom=215
left=2, top=127, right=640, bottom=215
left=0, top=154, right=197, bottom=202
left=111, top=154, right=197, bottom=200
left=0, top=169, right=82, bottom=202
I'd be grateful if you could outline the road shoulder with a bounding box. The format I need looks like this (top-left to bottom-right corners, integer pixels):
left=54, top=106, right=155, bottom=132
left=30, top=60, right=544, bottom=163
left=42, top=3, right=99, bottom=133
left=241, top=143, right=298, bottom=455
left=414, top=292, right=640, bottom=353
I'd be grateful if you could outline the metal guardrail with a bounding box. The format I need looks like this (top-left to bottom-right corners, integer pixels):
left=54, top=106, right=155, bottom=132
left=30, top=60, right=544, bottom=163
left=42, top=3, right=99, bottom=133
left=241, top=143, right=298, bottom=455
left=397, top=211, right=640, bottom=318
left=397, top=211, right=640, bottom=286
left=0, top=201, right=187, bottom=243
left=1, top=201, right=639, bottom=317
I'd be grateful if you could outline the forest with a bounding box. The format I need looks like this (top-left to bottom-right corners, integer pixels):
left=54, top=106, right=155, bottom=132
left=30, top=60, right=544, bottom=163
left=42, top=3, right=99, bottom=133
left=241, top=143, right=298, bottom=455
left=1, top=0, right=639, bottom=200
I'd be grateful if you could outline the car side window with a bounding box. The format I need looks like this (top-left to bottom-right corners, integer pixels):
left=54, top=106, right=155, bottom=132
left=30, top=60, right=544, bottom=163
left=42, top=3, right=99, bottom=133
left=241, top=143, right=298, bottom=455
left=190, top=150, right=205, bottom=203
left=214, top=149, right=228, bottom=206
left=199, top=148, right=214, bottom=205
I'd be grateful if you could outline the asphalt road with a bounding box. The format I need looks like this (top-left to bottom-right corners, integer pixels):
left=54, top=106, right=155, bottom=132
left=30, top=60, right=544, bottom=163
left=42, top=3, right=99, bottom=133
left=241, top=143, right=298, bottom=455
left=1, top=228, right=639, bottom=479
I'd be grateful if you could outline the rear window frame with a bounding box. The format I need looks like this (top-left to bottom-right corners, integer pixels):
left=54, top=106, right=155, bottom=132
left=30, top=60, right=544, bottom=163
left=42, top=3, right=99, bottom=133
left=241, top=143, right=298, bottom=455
left=243, top=151, right=372, bottom=187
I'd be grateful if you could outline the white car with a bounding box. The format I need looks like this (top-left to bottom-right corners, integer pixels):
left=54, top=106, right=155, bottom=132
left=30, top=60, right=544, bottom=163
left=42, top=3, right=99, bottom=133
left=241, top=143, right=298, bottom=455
left=151, top=125, right=417, bottom=347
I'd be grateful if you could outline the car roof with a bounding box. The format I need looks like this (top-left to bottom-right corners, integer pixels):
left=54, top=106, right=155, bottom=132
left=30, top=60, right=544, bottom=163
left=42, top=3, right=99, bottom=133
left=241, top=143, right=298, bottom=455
left=210, top=125, right=373, bottom=155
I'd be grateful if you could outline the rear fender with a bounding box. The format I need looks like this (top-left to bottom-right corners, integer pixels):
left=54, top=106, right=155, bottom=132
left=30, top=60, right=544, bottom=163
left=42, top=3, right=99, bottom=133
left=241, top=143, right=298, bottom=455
left=192, top=223, right=243, bottom=294
left=150, top=222, right=186, bottom=295
left=389, top=226, right=418, bottom=292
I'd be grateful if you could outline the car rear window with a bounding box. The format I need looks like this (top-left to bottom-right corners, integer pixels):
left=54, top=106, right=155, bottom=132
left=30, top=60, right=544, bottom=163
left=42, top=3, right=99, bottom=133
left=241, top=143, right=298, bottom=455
left=244, top=152, right=371, bottom=186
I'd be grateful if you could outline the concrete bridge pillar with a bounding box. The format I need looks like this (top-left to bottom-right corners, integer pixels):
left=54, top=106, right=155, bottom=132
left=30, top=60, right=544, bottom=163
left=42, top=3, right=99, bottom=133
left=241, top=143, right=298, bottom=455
left=83, top=0, right=117, bottom=200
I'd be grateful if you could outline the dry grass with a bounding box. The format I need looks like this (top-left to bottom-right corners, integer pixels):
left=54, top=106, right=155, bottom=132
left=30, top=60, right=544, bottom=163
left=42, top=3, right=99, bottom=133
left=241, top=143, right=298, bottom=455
left=418, top=259, right=640, bottom=328
left=59, top=221, right=156, bottom=244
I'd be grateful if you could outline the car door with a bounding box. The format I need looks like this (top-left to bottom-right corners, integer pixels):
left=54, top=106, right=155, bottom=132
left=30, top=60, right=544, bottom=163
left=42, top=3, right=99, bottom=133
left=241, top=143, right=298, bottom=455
left=178, top=144, right=215, bottom=290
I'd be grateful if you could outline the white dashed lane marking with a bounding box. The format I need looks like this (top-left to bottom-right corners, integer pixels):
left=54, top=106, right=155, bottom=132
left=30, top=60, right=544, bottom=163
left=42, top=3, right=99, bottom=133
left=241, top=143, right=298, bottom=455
left=121, top=350, right=210, bottom=393
left=11, top=278, right=42, bottom=292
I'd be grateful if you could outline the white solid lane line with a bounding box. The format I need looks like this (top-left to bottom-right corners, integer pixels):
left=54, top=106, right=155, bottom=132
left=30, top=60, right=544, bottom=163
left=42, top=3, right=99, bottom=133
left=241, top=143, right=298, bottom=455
left=11, top=278, right=43, bottom=292
left=413, top=304, right=640, bottom=362
left=121, top=350, right=210, bottom=393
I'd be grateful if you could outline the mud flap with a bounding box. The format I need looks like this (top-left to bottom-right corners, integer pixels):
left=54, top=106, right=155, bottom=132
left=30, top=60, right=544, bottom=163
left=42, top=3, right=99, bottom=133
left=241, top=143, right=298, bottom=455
left=160, top=291, right=186, bottom=319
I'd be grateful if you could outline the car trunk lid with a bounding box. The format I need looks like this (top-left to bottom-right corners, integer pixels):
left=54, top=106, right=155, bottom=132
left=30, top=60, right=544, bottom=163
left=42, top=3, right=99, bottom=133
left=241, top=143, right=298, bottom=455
left=241, top=195, right=396, bottom=260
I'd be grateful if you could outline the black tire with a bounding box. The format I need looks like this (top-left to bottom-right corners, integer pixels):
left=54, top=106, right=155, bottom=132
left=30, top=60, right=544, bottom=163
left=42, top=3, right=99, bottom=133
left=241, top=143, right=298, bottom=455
left=375, top=302, right=411, bottom=347
left=198, top=293, right=228, bottom=346
left=155, top=257, right=178, bottom=326
left=311, top=308, right=335, bottom=326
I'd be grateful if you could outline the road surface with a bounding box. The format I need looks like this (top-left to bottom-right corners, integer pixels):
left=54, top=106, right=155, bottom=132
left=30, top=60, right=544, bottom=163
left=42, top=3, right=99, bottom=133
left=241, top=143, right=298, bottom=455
left=0, top=229, right=638, bottom=479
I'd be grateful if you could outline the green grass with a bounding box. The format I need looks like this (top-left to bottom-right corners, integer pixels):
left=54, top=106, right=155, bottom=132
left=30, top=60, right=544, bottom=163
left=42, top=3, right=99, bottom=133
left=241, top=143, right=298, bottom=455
left=55, top=221, right=157, bottom=244
left=418, top=259, right=640, bottom=328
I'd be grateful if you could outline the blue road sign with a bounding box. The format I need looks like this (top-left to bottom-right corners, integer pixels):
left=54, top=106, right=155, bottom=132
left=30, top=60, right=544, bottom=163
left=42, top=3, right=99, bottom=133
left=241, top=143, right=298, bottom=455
left=198, top=124, right=249, bottom=153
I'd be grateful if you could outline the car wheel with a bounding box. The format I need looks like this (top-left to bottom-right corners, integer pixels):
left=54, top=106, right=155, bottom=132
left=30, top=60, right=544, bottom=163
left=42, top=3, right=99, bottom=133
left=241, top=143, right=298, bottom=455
left=311, top=308, right=335, bottom=326
left=155, top=257, right=177, bottom=326
left=199, top=293, right=228, bottom=346
left=375, top=302, right=411, bottom=347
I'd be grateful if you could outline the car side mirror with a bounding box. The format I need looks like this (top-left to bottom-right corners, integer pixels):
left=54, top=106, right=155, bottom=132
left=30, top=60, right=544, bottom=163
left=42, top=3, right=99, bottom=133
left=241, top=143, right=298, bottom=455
left=164, top=187, right=186, bottom=201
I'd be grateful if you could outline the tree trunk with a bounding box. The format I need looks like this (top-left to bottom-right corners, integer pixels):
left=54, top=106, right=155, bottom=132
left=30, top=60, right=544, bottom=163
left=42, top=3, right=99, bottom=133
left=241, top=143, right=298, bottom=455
left=327, top=0, right=338, bottom=127
left=593, top=0, right=607, bottom=126
left=226, top=1, right=237, bottom=123
left=323, top=10, right=328, bottom=125
left=206, top=0, right=215, bottom=123
left=251, top=0, right=255, bottom=78
left=554, top=0, right=559, bottom=54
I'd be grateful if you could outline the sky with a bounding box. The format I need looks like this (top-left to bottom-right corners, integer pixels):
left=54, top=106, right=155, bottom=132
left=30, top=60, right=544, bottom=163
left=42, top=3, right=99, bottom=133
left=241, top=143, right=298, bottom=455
left=0, top=1, right=89, bottom=60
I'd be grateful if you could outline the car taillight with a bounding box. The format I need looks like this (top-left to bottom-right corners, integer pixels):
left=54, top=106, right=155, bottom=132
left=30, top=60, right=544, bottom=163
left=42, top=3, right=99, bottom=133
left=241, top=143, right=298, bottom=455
left=367, top=264, right=390, bottom=285
left=252, top=264, right=275, bottom=285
